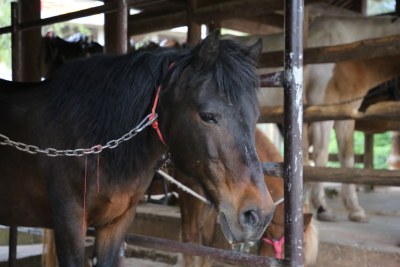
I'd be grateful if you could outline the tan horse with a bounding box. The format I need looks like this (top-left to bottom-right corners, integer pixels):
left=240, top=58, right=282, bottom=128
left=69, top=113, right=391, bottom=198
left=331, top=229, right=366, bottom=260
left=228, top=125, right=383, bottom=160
left=236, top=11, right=400, bottom=223
left=177, top=128, right=318, bottom=266
left=309, top=55, right=400, bottom=222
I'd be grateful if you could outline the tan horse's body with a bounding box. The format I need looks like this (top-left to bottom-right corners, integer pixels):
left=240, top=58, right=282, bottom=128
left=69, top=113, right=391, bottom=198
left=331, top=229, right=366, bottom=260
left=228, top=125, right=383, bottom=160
left=310, top=56, right=400, bottom=221
left=177, top=128, right=318, bottom=266
left=233, top=10, right=400, bottom=222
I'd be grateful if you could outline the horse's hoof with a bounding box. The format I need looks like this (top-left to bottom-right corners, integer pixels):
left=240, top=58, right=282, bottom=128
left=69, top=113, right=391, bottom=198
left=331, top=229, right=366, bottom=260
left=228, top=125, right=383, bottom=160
left=348, top=211, right=369, bottom=223
left=316, top=206, right=337, bottom=222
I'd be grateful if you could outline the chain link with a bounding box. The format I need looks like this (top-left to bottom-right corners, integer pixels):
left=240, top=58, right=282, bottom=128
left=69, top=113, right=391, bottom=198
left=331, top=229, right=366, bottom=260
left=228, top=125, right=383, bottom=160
left=0, top=113, right=158, bottom=157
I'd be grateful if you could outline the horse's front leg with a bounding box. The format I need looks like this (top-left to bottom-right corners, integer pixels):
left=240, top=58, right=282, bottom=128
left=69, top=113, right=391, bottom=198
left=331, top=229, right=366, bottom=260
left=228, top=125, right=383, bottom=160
left=309, top=120, right=336, bottom=221
left=334, top=120, right=368, bottom=222
left=92, top=207, right=135, bottom=267
left=52, top=204, right=87, bottom=267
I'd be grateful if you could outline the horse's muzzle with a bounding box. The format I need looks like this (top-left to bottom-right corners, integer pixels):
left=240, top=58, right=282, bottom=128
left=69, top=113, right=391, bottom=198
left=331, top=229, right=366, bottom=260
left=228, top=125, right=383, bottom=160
left=219, top=205, right=275, bottom=244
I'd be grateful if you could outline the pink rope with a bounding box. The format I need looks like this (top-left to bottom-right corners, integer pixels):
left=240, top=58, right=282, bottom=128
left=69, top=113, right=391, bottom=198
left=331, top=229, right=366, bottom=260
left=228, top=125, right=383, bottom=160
left=262, top=236, right=285, bottom=259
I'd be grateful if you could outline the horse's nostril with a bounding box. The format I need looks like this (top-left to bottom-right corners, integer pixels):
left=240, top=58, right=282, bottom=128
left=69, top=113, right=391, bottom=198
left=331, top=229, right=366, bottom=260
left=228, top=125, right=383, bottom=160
left=241, top=209, right=260, bottom=228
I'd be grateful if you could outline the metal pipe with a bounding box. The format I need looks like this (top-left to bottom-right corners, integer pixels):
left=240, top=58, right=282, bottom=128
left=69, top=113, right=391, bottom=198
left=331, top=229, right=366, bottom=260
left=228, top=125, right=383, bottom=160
left=125, top=234, right=288, bottom=267
left=283, top=0, right=304, bottom=266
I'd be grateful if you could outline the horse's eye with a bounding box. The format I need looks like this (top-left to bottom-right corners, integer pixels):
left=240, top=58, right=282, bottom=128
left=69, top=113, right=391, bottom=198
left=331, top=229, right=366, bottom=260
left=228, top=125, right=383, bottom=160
left=199, top=112, right=218, bottom=124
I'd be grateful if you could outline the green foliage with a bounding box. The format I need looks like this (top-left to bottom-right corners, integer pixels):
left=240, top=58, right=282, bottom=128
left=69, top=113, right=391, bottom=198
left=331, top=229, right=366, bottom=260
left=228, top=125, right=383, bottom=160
left=367, top=0, right=396, bottom=15
left=327, top=130, right=392, bottom=169
left=0, top=0, right=12, bottom=70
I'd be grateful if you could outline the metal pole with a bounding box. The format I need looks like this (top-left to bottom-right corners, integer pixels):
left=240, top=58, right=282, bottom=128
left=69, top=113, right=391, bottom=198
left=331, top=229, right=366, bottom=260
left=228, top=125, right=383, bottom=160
left=126, top=234, right=288, bottom=267
left=283, top=0, right=304, bottom=266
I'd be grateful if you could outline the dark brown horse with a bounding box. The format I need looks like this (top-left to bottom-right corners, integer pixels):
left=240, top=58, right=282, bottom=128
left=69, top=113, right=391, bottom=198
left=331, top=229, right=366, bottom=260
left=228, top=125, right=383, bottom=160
left=0, top=31, right=275, bottom=267
left=39, top=32, right=103, bottom=78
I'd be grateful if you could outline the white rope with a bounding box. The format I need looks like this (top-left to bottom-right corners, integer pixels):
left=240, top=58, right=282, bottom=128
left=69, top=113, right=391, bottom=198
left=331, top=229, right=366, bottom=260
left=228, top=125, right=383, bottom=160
left=156, top=170, right=210, bottom=204
left=274, top=197, right=284, bottom=206
left=157, top=169, right=284, bottom=207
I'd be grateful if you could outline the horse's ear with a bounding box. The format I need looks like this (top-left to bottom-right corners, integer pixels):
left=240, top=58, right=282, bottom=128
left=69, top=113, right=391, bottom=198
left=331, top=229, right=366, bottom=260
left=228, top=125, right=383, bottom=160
left=194, top=29, right=220, bottom=70
left=303, top=213, right=313, bottom=231
left=247, top=38, right=263, bottom=61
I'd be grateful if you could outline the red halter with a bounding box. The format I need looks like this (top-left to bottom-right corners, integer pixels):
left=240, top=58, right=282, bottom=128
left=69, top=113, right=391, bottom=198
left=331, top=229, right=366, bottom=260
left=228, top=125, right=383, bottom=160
left=149, top=84, right=166, bottom=145
left=149, top=63, right=175, bottom=146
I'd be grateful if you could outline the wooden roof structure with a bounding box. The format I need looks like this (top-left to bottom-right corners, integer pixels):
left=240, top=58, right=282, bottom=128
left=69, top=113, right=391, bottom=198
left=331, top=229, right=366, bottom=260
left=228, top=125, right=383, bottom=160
left=124, top=0, right=394, bottom=35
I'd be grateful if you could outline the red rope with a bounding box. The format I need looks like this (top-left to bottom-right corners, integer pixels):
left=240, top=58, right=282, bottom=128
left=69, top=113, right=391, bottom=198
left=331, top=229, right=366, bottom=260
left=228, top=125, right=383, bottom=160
left=149, top=85, right=166, bottom=145
left=149, top=62, right=175, bottom=146
left=97, top=151, right=100, bottom=195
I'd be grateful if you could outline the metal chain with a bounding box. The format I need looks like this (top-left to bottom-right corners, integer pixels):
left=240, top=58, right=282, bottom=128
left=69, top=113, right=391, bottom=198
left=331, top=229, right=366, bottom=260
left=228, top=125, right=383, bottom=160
left=0, top=113, right=158, bottom=157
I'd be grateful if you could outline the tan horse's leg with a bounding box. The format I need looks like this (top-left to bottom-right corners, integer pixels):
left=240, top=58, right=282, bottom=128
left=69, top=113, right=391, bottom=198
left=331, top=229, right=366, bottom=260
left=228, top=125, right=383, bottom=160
left=199, top=207, right=217, bottom=267
left=178, top=184, right=214, bottom=267
left=334, top=120, right=368, bottom=222
left=309, top=120, right=336, bottom=221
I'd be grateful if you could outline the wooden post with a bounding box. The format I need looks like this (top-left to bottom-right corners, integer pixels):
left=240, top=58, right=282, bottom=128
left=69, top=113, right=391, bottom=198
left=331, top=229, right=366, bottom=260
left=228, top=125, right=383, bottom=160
left=364, top=133, right=374, bottom=169
left=19, top=0, right=41, bottom=82
left=353, top=0, right=367, bottom=15
left=364, top=133, right=374, bottom=191
left=9, top=3, right=22, bottom=266
left=11, top=2, right=21, bottom=82
left=396, top=0, right=400, bottom=16
left=207, top=21, right=221, bottom=34
left=186, top=0, right=201, bottom=45
left=104, top=0, right=128, bottom=55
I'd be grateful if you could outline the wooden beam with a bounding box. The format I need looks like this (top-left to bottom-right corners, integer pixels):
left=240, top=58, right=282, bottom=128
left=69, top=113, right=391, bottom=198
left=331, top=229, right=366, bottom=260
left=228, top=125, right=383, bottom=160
left=128, top=0, right=283, bottom=35
left=308, top=153, right=365, bottom=164
left=221, top=19, right=282, bottom=35
left=243, top=13, right=284, bottom=28
left=260, top=34, right=400, bottom=67
left=259, top=101, right=400, bottom=124
left=127, top=0, right=323, bottom=36
left=263, top=163, right=400, bottom=186
left=304, top=166, right=400, bottom=186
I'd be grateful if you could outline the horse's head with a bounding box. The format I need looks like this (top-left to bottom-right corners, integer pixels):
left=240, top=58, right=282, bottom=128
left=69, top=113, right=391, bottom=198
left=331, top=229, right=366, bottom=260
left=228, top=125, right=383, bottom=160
left=159, top=31, right=274, bottom=244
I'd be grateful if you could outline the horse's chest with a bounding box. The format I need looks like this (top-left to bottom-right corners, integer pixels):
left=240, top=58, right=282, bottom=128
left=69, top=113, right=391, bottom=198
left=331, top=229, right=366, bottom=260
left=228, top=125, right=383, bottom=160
left=90, top=194, right=137, bottom=226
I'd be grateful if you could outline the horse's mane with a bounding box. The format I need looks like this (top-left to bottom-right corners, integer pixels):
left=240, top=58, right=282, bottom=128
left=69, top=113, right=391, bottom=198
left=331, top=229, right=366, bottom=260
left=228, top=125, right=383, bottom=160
left=169, top=39, right=259, bottom=105
left=37, top=39, right=258, bottom=179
